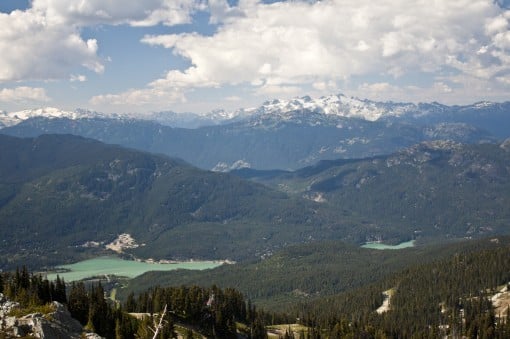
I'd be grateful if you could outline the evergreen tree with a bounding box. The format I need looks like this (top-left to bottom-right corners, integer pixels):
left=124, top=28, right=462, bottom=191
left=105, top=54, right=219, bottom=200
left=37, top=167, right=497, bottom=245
left=251, top=316, right=268, bottom=339
left=68, top=282, right=89, bottom=325
left=54, top=275, right=67, bottom=303
left=125, top=292, right=137, bottom=312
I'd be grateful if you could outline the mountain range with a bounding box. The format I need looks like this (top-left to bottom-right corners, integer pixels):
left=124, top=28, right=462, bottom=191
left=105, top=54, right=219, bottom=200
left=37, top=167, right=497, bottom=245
left=0, top=134, right=360, bottom=270
left=2, top=93, right=510, bottom=337
left=2, top=94, right=509, bottom=130
left=1, top=134, right=509, bottom=270
left=234, top=139, right=510, bottom=242
left=1, top=94, right=508, bottom=170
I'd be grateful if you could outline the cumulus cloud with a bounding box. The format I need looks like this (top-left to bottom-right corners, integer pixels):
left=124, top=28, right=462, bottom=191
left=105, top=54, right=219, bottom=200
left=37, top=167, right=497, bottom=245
left=208, top=0, right=245, bottom=24
left=0, top=9, right=102, bottom=82
left=90, top=87, right=185, bottom=110
left=225, top=95, right=242, bottom=101
left=32, top=0, right=202, bottom=26
left=0, top=0, right=203, bottom=83
left=351, top=77, right=510, bottom=105
left=140, top=0, right=510, bottom=103
left=70, top=74, right=88, bottom=82
left=0, top=87, right=51, bottom=103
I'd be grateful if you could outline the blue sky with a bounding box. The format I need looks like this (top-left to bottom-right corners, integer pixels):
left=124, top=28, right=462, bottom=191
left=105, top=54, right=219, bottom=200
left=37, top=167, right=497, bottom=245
left=1, top=0, right=510, bottom=114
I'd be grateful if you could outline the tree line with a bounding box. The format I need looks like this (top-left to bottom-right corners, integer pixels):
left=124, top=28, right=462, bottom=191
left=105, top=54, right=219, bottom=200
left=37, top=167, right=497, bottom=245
left=294, top=245, right=510, bottom=338
left=0, top=267, right=273, bottom=338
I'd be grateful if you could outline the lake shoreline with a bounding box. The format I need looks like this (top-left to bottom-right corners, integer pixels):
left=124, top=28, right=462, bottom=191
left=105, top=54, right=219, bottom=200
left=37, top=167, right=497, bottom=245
left=44, top=255, right=229, bottom=282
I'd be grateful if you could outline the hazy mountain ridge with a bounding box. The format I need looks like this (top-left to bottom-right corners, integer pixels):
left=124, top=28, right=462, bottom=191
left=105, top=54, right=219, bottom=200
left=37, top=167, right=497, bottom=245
left=233, top=140, right=510, bottom=241
left=0, top=115, right=495, bottom=171
left=0, top=107, right=115, bottom=128
left=1, top=94, right=508, bottom=130
left=1, top=94, right=507, bottom=170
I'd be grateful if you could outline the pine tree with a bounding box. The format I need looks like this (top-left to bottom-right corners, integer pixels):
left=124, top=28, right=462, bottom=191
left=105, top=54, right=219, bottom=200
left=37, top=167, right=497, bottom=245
left=125, top=292, right=137, bottom=312
left=68, top=282, right=89, bottom=325
left=251, top=316, right=267, bottom=339
left=54, top=275, right=67, bottom=303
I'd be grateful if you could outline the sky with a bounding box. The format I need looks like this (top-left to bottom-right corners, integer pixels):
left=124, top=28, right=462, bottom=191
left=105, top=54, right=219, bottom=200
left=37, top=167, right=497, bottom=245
left=1, top=0, right=510, bottom=114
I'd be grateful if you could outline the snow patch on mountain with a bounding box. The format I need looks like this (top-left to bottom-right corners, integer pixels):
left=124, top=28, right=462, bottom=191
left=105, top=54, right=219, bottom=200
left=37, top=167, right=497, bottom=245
left=0, top=107, right=114, bottom=128
left=212, top=160, right=251, bottom=172
left=0, top=107, right=248, bottom=129
left=219, top=94, right=419, bottom=122
left=0, top=93, right=504, bottom=130
left=500, top=138, right=510, bottom=151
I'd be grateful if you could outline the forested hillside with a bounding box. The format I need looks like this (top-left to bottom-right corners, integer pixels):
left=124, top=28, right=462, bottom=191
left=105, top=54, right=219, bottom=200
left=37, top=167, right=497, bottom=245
left=0, top=134, right=369, bottom=270
left=121, top=237, right=508, bottom=310
left=4, top=237, right=510, bottom=338
left=236, top=139, right=510, bottom=242
left=295, top=238, right=510, bottom=337
left=2, top=135, right=510, bottom=270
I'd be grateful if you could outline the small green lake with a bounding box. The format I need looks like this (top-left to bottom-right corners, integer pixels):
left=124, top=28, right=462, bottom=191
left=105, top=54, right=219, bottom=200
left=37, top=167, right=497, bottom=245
left=46, top=257, right=223, bottom=282
left=361, top=240, right=415, bottom=250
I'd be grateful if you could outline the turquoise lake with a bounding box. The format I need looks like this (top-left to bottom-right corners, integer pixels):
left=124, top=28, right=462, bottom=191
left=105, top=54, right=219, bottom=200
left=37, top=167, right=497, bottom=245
left=46, top=257, right=223, bottom=282
left=361, top=240, right=415, bottom=250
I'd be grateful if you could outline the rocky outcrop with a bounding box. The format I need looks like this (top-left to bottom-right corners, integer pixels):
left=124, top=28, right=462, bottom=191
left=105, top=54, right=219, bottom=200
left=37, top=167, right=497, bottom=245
left=0, top=293, right=19, bottom=316
left=0, top=293, right=102, bottom=338
left=501, top=138, right=510, bottom=151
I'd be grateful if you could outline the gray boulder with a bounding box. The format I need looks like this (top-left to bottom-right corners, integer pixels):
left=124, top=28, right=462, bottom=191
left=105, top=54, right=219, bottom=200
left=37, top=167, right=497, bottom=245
left=0, top=298, right=103, bottom=338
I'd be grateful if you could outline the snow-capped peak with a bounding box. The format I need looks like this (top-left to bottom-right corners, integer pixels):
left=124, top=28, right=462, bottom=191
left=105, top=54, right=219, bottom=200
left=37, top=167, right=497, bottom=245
left=213, top=93, right=419, bottom=123
left=472, top=101, right=495, bottom=109
left=0, top=94, right=504, bottom=130
left=0, top=107, right=114, bottom=128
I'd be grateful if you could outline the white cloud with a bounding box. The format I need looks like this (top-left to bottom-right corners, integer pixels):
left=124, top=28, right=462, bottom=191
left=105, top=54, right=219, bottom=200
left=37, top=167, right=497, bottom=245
left=70, top=74, right=87, bottom=82
left=254, top=84, right=303, bottom=97
left=356, top=82, right=407, bottom=101
left=225, top=95, right=242, bottom=101
left=0, top=9, right=102, bottom=82
left=355, top=81, right=454, bottom=103
left=208, top=0, right=245, bottom=24
left=139, top=0, right=510, bottom=104
left=0, top=0, right=203, bottom=84
left=353, top=76, right=510, bottom=105
left=312, top=80, right=337, bottom=91
left=433, top=82, right=453, bottom=94
left=90, top=87, right=185, bottom=110
left=0, top=87, right=51, bottom=103
left=31, top=0, right=201, bottom=26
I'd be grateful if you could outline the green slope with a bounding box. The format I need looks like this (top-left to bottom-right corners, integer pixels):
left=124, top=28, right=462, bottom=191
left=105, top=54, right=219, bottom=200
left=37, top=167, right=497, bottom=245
left=235, top=140, right=510, bottom=242
left=2, top=135, right=510, bottom=274
left=119, top=237, right=507, bottom=310
left=0, top=134, right=368, bottom=270
left=295, top=236, right=510, bottom=337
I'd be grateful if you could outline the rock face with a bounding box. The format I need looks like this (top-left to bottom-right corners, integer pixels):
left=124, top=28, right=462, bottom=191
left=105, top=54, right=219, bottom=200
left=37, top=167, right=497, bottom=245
left=0, top=293, right=19, bottom=317
left=0, top=293, right=102, bottom=338
left=501, top=138, right=510, bottom=151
